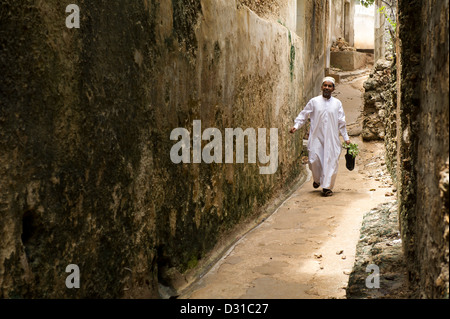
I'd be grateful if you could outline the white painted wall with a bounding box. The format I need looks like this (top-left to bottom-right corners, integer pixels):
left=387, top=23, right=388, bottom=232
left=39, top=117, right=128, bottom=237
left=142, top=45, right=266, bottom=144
left=354, top=4, right=374, bottom=49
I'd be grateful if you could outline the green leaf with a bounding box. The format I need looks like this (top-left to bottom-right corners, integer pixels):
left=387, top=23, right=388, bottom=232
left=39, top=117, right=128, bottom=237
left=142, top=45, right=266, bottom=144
left=343, top=142, right=360, bottom=158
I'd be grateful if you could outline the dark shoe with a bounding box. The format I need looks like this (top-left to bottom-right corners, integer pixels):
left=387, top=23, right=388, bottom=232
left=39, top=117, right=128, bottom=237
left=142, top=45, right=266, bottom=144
left=313, top=182, right=320, bottom=189
left=322, top=189, right=333, bottom=197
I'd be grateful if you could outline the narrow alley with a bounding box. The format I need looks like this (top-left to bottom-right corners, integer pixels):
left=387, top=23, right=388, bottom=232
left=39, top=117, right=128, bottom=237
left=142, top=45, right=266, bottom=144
left=179, top=71, right=399, bottom=299
left=1, top=0, right=448, bottom=304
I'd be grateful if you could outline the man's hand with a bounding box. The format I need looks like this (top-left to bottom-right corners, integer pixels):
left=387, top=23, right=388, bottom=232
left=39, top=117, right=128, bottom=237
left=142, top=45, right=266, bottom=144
left=290, top=127, right=297, bottom=134
left=345, top=140, right=351, bottom=145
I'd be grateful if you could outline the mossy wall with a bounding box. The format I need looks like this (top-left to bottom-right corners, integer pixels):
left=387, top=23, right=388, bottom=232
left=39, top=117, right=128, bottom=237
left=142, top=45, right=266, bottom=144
left=396, top=0, right=449, bottom=298
left=0, top=0, right=322, bottom=298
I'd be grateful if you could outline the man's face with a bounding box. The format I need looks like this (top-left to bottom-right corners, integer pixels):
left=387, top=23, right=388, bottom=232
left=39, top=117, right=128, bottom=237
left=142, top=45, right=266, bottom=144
left=321, top=81, right=334, bottom=98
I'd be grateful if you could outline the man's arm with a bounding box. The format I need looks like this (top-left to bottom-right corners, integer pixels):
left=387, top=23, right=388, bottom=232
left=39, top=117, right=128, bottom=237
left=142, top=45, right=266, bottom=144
left=290, top=101, right=313, bottom=134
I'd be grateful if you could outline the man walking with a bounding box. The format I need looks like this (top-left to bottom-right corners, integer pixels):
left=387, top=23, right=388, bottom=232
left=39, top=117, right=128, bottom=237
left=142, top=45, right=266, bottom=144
left=290, top=77, right=351, bottom=197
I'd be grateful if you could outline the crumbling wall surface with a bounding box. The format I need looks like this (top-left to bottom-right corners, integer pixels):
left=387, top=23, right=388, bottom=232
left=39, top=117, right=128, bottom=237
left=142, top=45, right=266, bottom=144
left=0, top=0, right=163, bottom=299
left=415, top=0, right=449, bottom=298
left=362, top=60, right=391, bottom=136
left=396, top=0, right=449, bottom=298
left=238, top=0, right=283, bottom=18
left=362, top=58, right=397, bottom=165
left=0, top=0, right=309, bottom=298
left=237, top=0, right=294, bottom=27
left=347, top=202, right=409, bottom=299
left=383, top=55, right=398, bottom=182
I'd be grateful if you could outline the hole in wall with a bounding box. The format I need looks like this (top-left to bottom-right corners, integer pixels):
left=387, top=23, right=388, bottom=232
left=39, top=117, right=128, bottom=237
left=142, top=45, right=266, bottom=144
left=156, top=245, right=171, bottom=286
left=21, top=210, right=36, bottom=246
left=156, top=245, right=180, bottom=299
left=21, top=210, right=43, bottom=263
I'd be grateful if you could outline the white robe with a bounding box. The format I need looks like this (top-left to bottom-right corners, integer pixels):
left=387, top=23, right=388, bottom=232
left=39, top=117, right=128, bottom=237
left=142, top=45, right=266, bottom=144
left=294, top=95, right=349, bottom=189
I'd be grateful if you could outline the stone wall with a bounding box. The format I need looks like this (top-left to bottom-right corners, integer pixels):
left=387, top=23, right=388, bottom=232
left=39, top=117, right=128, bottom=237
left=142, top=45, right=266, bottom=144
left=362, top=59, right=392, bottom=141
left=347, top=202, right=409, bottom=299
left=383, top=55, right=398, bottom=182
left=395, top=0, right=449, bottom=298
left=362, top=57, right=398, bottom=182
left=0, top=0, right=328, bottom=298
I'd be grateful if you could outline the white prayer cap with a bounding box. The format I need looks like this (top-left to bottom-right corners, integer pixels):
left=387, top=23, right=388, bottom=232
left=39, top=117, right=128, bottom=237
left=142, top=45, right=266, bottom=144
left=322, top=76, right=336, bottom=86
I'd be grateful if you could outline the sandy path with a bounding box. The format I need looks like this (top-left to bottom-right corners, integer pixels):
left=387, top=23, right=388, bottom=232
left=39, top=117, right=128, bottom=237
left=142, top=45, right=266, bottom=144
left=179, top=74, right=395, bottom=299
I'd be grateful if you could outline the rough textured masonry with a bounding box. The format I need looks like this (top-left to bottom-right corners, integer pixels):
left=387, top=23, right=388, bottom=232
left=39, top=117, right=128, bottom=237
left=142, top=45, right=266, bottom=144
left=362, top=53, right=399, bottom=185
left=395, top=0, right=449, bottom=298
left=347, top=202, right=408, bottom=299
left=362, top=58, right=394, bottom=142
left=0, top=0, right=331, bottom=298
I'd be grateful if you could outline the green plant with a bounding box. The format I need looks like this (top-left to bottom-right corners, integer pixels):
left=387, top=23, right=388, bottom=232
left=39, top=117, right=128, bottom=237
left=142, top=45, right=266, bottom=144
left=278, top=20, right=295, bottom=81
left=358, top=0, right=375, bottom=8
left=343, top=142, right=360, bottom=158
left=378, top=6, right=397, bottom=31
left=288, top=31, right=295, bottom=81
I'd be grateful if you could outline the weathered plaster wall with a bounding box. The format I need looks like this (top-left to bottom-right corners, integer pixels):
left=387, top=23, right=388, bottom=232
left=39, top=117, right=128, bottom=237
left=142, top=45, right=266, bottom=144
left=302, top=0, right=329, bottom=98
left=396, top=0, right=449, bottom=298
left=330, top=50, right=367, bottom=71
left=329, top=0, right=354, bottom=46
left=0, top=0, right=318, bottom=298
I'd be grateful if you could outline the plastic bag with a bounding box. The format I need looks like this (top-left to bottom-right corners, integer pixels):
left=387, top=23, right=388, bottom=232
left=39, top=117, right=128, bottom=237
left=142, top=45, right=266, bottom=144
left=345, top=148, right=356, bottom=171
